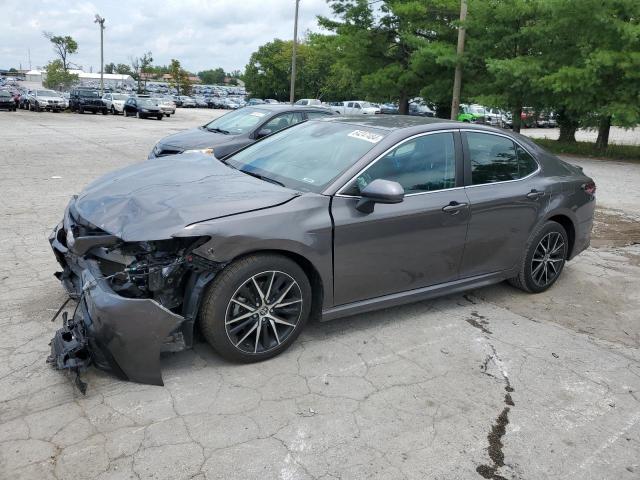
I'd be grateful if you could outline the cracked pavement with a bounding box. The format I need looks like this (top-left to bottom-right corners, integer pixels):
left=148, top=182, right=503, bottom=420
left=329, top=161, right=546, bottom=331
left=1, top=109, right=639, bottom=479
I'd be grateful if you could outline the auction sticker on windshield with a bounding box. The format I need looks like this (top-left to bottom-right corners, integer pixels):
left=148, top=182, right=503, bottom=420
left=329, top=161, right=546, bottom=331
left=348, top=130, right=383, bottom=143
left=250, top=111, right=266, bottom=117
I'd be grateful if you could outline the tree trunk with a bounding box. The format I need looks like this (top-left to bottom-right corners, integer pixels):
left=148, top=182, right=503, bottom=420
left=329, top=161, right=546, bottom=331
left=511, top=106, right=522, bottom=133
left=558, top=123, right=577, bottom=143
left=398, top=91, right=409, bottom=115
left=595, top=115, right=612, bottom=150
left=556, top=109, right=578, bottom=143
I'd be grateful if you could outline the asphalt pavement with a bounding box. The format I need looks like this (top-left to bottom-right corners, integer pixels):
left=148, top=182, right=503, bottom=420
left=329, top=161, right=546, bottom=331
left=0, top=108, right=638, bottom=480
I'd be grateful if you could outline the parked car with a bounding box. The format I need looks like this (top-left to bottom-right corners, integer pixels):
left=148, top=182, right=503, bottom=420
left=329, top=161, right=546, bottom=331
left=70, top=88, right=108, bottom=114
left=28, top=89, right=65, bottom=112
left=18, top=90, right=32, bottom=109
left=49, top=116, right=596, bottom=386
left=246, top=98, right=265, bottom=106
left=536, top=112, right=558, bottom=128
left=178, top=96, right=196, bottom=108
left=457, top=104, right=486, bottom=123
left=0, top=90, right=16, bottom=111
left=154, top=96, right=177, bottom=117
left=409, top=102, right=435, bottom=117
left=102, top=93, right=130, bottom=115
left=194, top=96, right=208, bottom=108
left=221, top=98, right=241, bottom=109
left=123, top=97, right=163, bottom=120
left=380, top=103, right=399, bottom=114
left=295, top=98, right=322, bottom=106
left=264, top=99, right=279, bottom=104
left=332, top=100, right=381, bottom=115
left=149, top=105, right=336, bottom=159
left=520, top=107, right=537, bottom=128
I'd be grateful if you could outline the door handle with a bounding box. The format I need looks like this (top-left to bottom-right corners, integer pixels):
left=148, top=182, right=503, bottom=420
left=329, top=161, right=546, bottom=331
left=442, top=201, right=469, bottom=214
left=526, top=189, right=545, bottom=200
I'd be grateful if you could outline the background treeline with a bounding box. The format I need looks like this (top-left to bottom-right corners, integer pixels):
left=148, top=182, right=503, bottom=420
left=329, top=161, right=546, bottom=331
left=242, top=0, right=640, bottom=147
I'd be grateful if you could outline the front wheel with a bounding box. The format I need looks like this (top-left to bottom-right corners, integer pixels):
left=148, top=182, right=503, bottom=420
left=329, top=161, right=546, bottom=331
left=200, top=254, right=312, bottom=362
left=509, top=221, right=568, bottom=293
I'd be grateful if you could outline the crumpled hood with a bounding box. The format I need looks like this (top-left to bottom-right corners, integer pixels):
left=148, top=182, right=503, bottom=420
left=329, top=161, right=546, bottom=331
left=74, top=154, right=299, bottom=241
left=158, top=127, right=233, bottom=150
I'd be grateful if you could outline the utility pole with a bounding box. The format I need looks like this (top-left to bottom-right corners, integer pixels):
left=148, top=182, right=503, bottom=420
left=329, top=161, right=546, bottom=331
left=450, top=0, right=467, bottom=120
left=94, top=14, right=106, bottom=95
left=289, top=0, right=300, bottom=105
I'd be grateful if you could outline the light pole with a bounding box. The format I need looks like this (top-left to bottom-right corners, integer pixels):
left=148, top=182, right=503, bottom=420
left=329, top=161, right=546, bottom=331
left=289, top=0, right=300, bottom=105
left=450, top=0, right=467, bottom=120
left=94, top=14, right=105, bottom=96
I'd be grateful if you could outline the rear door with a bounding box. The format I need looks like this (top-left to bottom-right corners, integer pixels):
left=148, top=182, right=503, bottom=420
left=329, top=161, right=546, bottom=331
left=331, top=130, right=470, bottom=305
left=459, top=131, right=546, bottom=277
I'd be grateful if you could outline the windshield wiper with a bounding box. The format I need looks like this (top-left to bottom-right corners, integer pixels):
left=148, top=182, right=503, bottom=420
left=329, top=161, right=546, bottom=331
left=206, top=127, right=230, bottom=134
left=239, top=169, right=286, bottom=187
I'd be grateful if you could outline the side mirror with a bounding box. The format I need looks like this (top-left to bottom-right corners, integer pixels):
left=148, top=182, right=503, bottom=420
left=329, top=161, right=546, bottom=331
left=256, top=128, right=272, bottom=138
left=356, top=179, right=404, bottom=213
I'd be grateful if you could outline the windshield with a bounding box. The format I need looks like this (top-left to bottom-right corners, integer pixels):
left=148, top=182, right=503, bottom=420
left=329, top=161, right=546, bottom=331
left=203, top=108, right=267, bottom=135
left=469, top=106, right=485, bottom=115
left=37, top=90, right=59, bottom=97
left=360, top=102, right=372, bottom=108
left=138, top=99, right=156, bottom=107
left=226, top=121, right=386, bottom=193
left=113, top=94, right=129, bottom=100
left=79, top=90, right=99, bottom=97
left=0, top=91, right=10, bottom=97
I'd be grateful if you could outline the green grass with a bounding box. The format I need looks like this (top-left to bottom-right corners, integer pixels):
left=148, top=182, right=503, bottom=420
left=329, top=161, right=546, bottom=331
left=533, top=138, right=640, bottom=161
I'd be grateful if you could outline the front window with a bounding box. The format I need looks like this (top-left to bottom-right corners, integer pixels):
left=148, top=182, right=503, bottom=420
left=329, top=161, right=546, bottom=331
left=226, top=121, right=386, bottom=193
left=343, top=132, right=456, bottom=195
left=112, top=94, right=129, bottom=100
left=79, top=90, right=99, bottom=97
left=203, top=108, right=270, bottom=135
left=138, top=99, right=156, bottom=108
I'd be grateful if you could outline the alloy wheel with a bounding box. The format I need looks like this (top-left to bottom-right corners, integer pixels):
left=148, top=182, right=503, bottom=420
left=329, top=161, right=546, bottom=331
left=225, top=270, right=303, bottom=354
left=530, top=231, right=566, bottom=288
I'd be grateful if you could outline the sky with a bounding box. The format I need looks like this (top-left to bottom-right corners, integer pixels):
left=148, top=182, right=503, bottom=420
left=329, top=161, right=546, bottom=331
left=0, top=0, right=334, bottom=73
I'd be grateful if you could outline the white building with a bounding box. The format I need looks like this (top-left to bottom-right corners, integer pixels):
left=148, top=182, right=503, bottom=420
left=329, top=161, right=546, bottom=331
left=25, top=69, right=135, bottom=89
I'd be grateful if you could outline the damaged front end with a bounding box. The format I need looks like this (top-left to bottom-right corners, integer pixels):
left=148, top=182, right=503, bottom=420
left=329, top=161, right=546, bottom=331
left=48, top=198, right=220, bottom=387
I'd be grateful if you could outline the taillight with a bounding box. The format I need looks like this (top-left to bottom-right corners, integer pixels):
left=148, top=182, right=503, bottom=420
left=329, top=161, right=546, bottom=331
left=583, top=181, right=596, bottom=196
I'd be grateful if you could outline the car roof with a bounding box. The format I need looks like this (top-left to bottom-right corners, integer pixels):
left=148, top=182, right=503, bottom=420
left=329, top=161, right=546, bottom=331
left=250, top=104, right=333, bottom=113
left=323, top=115, right=459, bottom=131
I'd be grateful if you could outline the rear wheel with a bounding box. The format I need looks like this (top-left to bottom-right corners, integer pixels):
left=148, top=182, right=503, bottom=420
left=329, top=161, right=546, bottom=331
left=200, top=254, right=312, bottom=362
left=157, top=114, right=162, bottom=120
left=509, top=221, right=568, bottom=293
left=111, top=106, right=116, bottom=115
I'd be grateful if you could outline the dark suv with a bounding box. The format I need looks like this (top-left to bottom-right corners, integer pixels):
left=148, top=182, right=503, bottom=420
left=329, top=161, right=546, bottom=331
left=69, top=88, right=107, bottom=114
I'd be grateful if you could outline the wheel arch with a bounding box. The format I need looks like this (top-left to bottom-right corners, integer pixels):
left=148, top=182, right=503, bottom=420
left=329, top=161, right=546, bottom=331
left=226, top=249, right=325, bottom=322
left=545, top=213, right=576, bottom=259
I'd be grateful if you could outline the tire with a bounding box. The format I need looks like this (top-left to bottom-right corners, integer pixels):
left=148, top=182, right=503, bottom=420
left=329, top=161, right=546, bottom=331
left=166, top=114, right=170, bottom=117
left=157, top=115, right=162, bottom=120
left=200, top=254, right=312, bottom=362
left=102, top=109, right=108, bottom=115
left=92, top=110, right=97, bottom=114
left=111, top=106, right=116, bottom=115
left=509, top=220, right=568, bottom=293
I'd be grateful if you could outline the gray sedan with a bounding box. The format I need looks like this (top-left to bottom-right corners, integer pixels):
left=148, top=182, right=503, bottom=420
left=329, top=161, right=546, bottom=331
left=48, top=116, right=595, bottom=387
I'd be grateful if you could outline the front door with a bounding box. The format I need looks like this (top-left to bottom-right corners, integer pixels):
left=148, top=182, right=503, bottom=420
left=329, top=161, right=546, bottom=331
left=331, top=131, right=470, bottom=305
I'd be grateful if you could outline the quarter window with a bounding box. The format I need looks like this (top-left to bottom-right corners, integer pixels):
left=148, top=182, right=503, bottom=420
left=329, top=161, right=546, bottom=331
left=344, top=132, right=456, bottom=195
left=466, top=132, right=537, bottom=185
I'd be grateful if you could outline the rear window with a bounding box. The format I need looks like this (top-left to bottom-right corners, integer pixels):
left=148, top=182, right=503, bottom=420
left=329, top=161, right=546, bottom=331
left=466, top=132, right=538, bottom=184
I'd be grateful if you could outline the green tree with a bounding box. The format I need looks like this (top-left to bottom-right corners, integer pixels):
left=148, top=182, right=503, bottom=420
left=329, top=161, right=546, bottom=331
left=319, top=0, right=459, bottom=114
left=537, top=0, right=640, bottom=146
left=104, top=62, right=116, bottom=74
left=198, top=68, right=226, bottom=84
left=115, top=63, right=133, bottom=75
left=43, top=59, right=78, bottom=89
left=130, top=51, right=153, bottom=92
left=465, top=0, right=544, bottom=132
left=168, top=59, right=191, bottom=95
left=43, top=32, right=78, bottom=71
